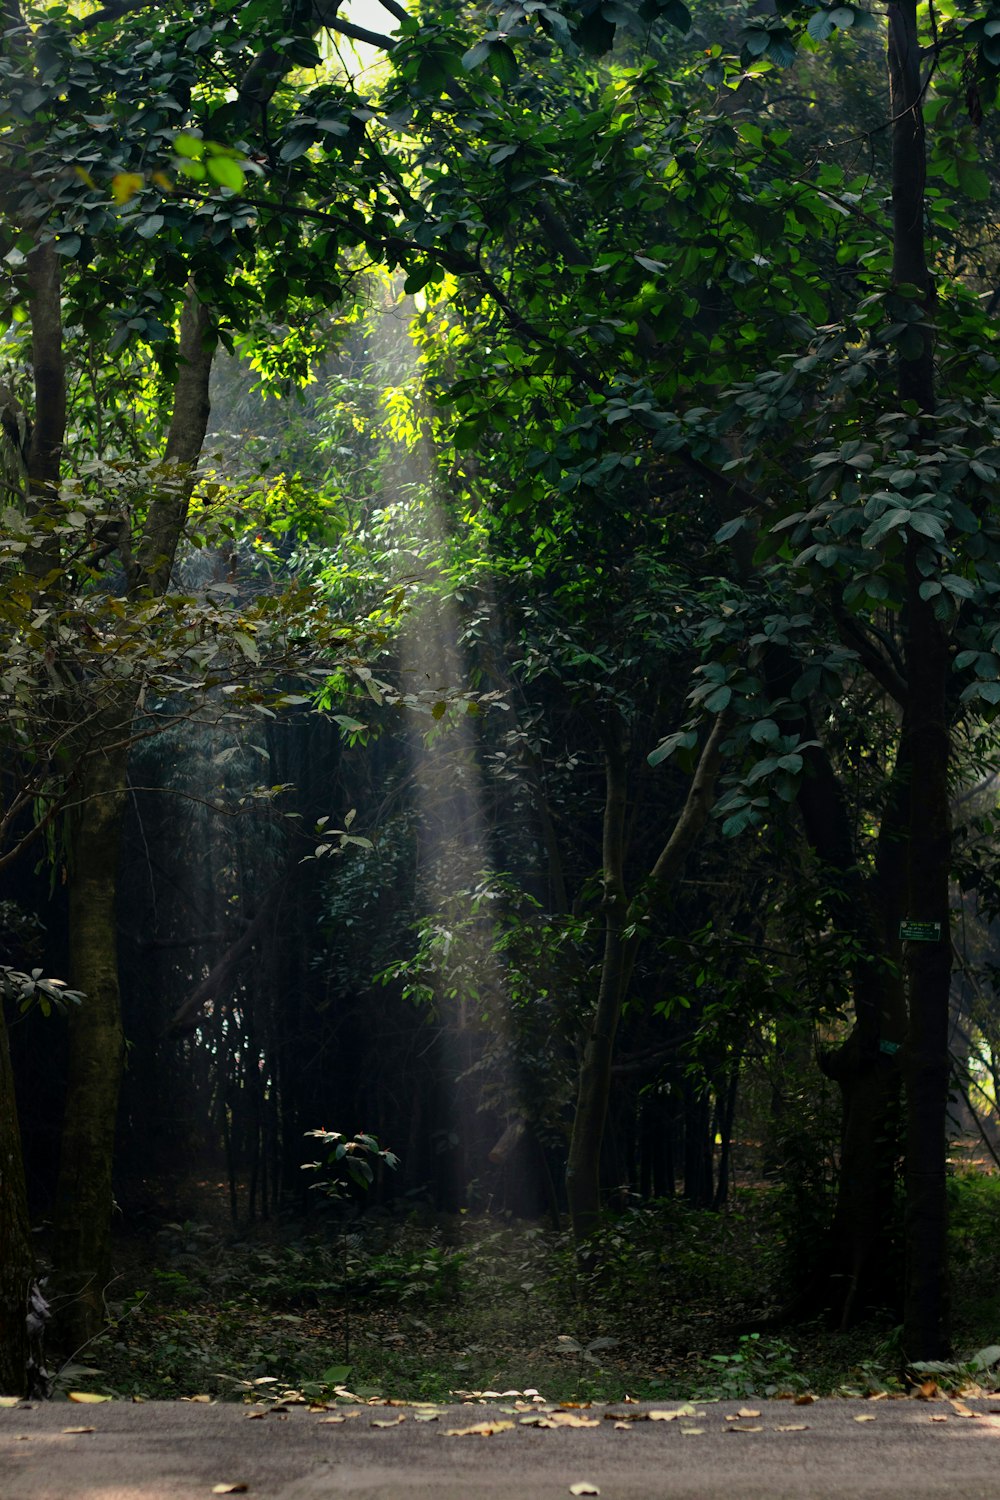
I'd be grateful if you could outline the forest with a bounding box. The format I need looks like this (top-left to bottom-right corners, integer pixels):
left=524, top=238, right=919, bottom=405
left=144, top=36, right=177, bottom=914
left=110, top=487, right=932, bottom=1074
left=2, top=0, right=1000, bottom=1407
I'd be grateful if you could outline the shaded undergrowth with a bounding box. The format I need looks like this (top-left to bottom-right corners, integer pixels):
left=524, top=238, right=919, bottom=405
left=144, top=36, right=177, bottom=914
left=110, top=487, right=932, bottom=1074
left=55, top=1175, right=1000, bottom=1404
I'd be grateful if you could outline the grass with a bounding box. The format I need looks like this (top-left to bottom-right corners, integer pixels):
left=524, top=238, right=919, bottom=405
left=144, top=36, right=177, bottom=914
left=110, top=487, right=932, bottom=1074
left=54, top=1174, right=1000, bottom=1404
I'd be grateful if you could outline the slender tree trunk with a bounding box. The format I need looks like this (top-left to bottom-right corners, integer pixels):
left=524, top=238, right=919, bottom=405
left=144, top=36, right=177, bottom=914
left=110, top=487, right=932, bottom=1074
left=52, top=727, right=129, bottom=1349
left=51, top=288, right=215, bottom=1348
left=887, top=0, right=952, bottom=1361
left=0, top=1002, right=32, bottom=1394
left=566, top=709, right=729, bottom=1242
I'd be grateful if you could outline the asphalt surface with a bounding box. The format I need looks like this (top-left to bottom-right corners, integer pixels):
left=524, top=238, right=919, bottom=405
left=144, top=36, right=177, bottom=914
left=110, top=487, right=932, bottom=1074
left=3, top=1395, right=1000, bottom=1500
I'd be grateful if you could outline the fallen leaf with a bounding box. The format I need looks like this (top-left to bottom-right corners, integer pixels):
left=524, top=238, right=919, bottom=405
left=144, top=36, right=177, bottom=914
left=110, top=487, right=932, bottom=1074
left=949, top=1401, right=978, bottom=1418
left=929, top=1414, right=949, bottom=1423
left=680, top=1427, right=704, bottom=1436
left=245, top=1412, right=267, bottom=1421
left=736, top=1408, right=761, bottom=1419
left=211, top=1486, right=248, bottom=1494
left=868, top=1391, right=888, bottom=1402
left=444, top=1421, right=515, bottom=1437
left=61, top=1426, right=96, bottom=1434
left=0, top=1397, right=21, bottom=1408
left=854, top=1414, right=876, bottom=1423
left=371, top=1416, right=406, bottom=1428
left=774, top=1424, right=808, bottom=1432
left=648, top=1410, right=680, bottom=1423
left=613, top=1422, right=631, bottom=1431
left=605, top=1410, right=645, bottom=1422
left=549, top=1414, right=601, bottom=1429
left=68, top=1392, right=111, bottom=1404
left=182, top=1395, right=213, bottom=1404
left=794, top=1394, right=817, bottom=1406
left=915, top=1381, right=938, bottom=1401
left=318, top=1416, right=346, bottom=1425
left=412, top=1410, right=441, bottom=1423
left=727, top=1425, right=764, bottom=1433
left=569, top=1485, right=600, bottom=1496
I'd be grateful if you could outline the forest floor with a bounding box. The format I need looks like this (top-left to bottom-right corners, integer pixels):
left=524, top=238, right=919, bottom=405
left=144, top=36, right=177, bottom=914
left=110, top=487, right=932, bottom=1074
left=53, top=1167, right=1000, bottom=1407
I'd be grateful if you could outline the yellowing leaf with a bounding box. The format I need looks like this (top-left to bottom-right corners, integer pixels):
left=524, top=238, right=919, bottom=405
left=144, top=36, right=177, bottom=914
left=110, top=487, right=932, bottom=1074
left=613, top=1421, right=631, bottom=1431
left=111, top=172, right=144, bottom=205
left=737, top=1407, right=761, bottom=1418
left=61, top=1426, right=96, bottom=1434
left=854, top=1414, right=876, bottom=1422
left=444, top=1421, right=514, bottom=1437
left=569, top=1485, right=600, bottom=1496
left=549, top=1414, right=600, bottom=1428
left=68, top=1392, right=111, bottom=1403
left=727, top=1425, right=764, bottom=1433
left=371, top=1416, right=406, bottom=1428
left=680, top=1427, right=704, bottom=1435
left=211, top=1486, right=248, bottom=1494
left=0, top=1397, right=21, bottom=1407
left=775, top=1424, right=809, bottom=1432
left=73, top=166, right=96, bottom=189
left=648, top=1409, right=680, bottom=1422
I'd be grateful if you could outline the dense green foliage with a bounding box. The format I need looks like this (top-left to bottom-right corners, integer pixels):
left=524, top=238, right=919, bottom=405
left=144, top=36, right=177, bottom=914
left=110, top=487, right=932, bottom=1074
left=3, top=0, right=1000, bottom=1394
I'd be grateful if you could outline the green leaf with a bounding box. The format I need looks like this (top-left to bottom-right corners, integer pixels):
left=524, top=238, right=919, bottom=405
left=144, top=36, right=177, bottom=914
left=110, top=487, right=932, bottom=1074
left=704, top=685, right=732, bottom=712
left=206, top=155, right=245, bottom=192
left=488, top=40, right=519, bottom=83
left=807, top=9, right=834, bottom=40
left=174, top=132, right=205, bottom=159
left=461, top=40, right=492, bottom=70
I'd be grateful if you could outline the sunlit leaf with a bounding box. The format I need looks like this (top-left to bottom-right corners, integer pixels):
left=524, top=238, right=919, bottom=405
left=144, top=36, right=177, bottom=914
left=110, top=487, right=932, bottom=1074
left=444, top=1421, right=515, bottom=1436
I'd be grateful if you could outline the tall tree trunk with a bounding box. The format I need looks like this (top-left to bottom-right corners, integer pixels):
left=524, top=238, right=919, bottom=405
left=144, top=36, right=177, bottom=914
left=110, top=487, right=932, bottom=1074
left=51, top=288, right=215, bottom=1350
left=0, top=1002, right=32, bottom=1394
left=566, top=708, right=729, bottom=1242
left=887, top=0, right=952, bottom=1361
left=52, top=724, right=129, bottom=1349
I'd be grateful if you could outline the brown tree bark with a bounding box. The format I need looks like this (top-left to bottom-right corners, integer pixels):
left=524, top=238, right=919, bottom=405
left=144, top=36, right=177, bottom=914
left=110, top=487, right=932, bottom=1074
left=51, top=286, right=216, bottom=1351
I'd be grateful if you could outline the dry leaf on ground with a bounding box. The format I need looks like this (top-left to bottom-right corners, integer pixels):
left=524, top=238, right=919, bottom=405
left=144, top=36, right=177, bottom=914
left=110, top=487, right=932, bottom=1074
left=929, top=1414, right=949, bottom=1422
left=569, top=1484, right=600, bottom=1496
left=727, top=1425, right=764, bottom=1433
left=211, top=1485, right=248, bottom=1494
left=68, top=1392, right=111, bottom=1404
left=793, top=1394, right=817, bottom=1406
left=774, top=1424, right=809, bottom=1432
left=444, top=1421, right=515, bottom=1437
left=680, top=1427, right=704, bottom=1436
left=854, top=1414, right=876, bottom=1423
left=61, top=1426, right=96, bottom=1434
left=371, top=1416, right=406, bottom=1428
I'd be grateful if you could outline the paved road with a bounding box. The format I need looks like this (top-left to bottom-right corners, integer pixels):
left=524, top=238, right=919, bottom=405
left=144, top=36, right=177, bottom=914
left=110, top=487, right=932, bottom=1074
left=3, top=1396, right=1000, bottom=1499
